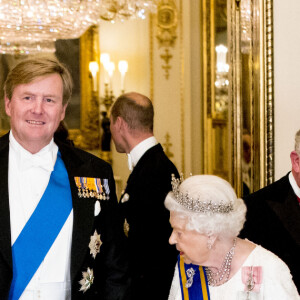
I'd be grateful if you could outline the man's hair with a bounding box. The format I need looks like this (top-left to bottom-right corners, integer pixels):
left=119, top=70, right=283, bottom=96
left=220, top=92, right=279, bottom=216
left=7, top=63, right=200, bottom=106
left=4, top=57, right=73, bottom=105
left=110, top=92, right=154, bottom=132
left=295, top=129, right=300, bottom=155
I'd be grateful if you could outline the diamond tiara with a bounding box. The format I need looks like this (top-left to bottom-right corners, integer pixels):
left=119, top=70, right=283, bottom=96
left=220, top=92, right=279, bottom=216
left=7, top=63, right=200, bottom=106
left=171, top=174, right=234, bottom=214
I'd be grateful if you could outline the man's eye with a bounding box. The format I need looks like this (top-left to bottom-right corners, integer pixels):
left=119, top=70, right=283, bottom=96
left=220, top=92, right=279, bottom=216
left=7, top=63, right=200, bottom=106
left=45, top=98, right=54, bottom=103
left=24, top=96, right=31, bottom=100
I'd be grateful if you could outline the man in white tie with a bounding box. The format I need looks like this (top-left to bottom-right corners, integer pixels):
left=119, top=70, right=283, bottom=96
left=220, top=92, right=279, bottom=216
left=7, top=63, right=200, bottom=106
left=110, top=92, right=179, bottom=300
left=0, top=58, right=130, bottom=299
left=240, top=129, right=300, bottom=293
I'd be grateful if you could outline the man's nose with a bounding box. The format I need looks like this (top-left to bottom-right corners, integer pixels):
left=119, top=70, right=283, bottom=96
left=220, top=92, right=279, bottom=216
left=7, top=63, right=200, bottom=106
left=31, top=99, right=44, bottom=114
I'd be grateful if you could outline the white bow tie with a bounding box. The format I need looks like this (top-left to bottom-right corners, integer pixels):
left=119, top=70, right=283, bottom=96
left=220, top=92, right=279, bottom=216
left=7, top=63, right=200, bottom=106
left=21, top=152, right=54, bottom=172
left=127, top=154, right=134, bottom=171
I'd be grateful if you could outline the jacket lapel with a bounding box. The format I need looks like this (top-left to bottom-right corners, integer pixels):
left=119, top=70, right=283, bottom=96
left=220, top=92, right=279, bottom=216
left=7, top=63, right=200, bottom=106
left=56, top=142, right=96, bottom=282
left=267, top=174, right=300, bottom=245
left=0, top=133, right=13, bottom=270
left=124, top=144, right=161, bottom=190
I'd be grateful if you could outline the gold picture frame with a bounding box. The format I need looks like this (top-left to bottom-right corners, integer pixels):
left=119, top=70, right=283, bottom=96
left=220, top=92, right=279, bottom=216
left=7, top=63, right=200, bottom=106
left=202, top=0, right=274, bottom=196
left=68, top=25, right=101, bottom=151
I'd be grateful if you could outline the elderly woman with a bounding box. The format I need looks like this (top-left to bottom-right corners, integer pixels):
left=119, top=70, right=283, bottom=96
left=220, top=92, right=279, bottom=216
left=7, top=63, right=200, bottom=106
left=165, top=175, right=299, bottom=299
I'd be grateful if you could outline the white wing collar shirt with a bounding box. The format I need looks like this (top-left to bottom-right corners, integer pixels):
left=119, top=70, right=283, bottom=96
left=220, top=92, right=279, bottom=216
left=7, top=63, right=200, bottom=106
left=8, top=131, right=73, bottom=300
left=127, top=136, right=158, bottom=171
left=289, top=171, right=300, bottom=199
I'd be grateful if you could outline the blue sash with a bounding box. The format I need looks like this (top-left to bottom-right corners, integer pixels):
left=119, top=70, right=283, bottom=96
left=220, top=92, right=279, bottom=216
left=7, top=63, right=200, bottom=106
left=9, top=151, right=73, bottom=300
left=178, top=255, right=210, bottom=300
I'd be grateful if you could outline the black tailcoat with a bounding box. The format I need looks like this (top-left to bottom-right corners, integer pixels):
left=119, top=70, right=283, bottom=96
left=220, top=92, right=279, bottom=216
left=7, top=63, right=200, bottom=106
left=240, top=173, right=300, bottom=292
left=0, top=133, right=130, bottom=299
left=119, top=144, right=179, bottom=300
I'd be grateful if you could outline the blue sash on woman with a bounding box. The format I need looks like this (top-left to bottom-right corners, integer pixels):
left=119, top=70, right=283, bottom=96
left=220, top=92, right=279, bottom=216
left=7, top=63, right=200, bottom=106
left=9, top=151, right=73, bottom=300
left=178, top=255, right=210, bottom=300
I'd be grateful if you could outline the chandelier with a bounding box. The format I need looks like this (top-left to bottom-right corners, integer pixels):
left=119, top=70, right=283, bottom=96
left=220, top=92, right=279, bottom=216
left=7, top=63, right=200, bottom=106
left=0, top=0, right=157, bottom=55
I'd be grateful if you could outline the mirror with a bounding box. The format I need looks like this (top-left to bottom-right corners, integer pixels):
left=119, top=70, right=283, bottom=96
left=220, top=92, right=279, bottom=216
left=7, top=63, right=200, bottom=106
left=202, top=0, right=274, bottom=196
left=0, top=26, right=101, bottom=152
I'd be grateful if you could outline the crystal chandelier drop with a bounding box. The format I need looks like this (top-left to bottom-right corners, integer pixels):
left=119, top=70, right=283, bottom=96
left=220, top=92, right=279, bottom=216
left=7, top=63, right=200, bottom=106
left=99, top=0, right=157, bottom=22
left=0, top=0, right=157, bottom=55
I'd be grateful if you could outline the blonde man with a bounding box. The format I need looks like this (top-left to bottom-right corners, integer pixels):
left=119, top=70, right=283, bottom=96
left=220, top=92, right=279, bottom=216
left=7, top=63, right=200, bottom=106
left=0, top=58, right=130, bottom=299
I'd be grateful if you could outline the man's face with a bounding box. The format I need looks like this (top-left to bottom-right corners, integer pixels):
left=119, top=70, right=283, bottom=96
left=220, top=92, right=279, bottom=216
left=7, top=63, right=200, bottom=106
left=5, top=73, right=67, bottom=153
left=110, top=115, right=126, bottom=153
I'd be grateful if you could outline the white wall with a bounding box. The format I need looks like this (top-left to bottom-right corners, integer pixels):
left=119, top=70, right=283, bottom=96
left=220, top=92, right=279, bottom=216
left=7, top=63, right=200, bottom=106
left=99, top=19, right=151, bottom=193
left=274, top=0, right=300, bottom=179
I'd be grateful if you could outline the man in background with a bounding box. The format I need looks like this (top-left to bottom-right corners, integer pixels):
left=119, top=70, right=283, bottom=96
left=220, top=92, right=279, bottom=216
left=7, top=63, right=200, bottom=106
left=0, top=58, right=130, bottom=299
left=110, top=92, right=179, bottom=300
left=240, top=130, right=300, bottom=292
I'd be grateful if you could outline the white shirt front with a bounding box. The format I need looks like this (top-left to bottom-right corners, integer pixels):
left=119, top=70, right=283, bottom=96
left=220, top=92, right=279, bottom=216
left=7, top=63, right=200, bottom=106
left=8, top=132, right=73, bottom=300
left=127, top=136, right=157, bottom=171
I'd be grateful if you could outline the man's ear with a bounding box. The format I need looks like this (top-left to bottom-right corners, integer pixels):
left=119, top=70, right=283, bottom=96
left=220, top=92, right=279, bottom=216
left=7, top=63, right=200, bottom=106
left=290, top=151, right=300, bottom=173
left=4, top=96, right=12, bottom=117
left=118, top=116, right=128, bottom=132
left=60, top=103, right=68, bottom=121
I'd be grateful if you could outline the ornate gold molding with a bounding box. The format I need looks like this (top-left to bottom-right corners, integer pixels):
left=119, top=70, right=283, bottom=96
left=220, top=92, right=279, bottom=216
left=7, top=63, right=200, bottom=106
left=163, top=132, right=174, bottom=159
left=179, top=0, right=184, bottom=174
left=264, top=0, right=274, bottom=186
left=156, top=0, right=178, bottom=79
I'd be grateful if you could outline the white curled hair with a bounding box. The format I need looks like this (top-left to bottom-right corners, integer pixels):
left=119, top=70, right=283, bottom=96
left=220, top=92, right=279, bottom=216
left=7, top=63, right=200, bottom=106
left=164, top=175, right=246, bottom=238
left=295, top=129, right=300, bottom=155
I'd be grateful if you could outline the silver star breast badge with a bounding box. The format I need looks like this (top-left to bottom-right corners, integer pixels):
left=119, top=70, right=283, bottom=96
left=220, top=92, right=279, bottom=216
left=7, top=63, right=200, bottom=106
left=79, top=267, right=94, bottom=293
left=121, top=193, right=130, bottom=203
left=89, top=230, right=102, bottom=259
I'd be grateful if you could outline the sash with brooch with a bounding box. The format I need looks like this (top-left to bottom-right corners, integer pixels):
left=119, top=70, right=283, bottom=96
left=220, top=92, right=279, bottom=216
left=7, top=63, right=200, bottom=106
left=9, top=151, right=73, bottom=300
left=178, top=255, right=210, bottom=300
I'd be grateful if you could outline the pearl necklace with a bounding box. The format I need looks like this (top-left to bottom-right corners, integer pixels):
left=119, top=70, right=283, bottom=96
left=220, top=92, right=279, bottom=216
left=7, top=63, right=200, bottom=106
left=205, top=238, right=237, bottom=286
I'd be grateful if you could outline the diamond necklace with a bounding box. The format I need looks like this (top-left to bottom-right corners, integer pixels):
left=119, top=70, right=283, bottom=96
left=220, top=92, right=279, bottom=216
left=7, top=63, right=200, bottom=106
left=205, top=238, right=237, bottom=286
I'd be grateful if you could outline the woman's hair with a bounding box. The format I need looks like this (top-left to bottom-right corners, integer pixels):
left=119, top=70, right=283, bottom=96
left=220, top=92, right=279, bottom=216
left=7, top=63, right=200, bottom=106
left=165, top=175, right=247, bottom=238
left=4, top=57, right=73, bottom=106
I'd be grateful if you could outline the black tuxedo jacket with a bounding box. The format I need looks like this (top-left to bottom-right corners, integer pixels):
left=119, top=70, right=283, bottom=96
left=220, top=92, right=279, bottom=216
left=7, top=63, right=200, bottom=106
left=240, top=173, right=300, bottom=292
left=119, top=144, right=179, bottom=300
left=0, top=133, right=130, bottom=299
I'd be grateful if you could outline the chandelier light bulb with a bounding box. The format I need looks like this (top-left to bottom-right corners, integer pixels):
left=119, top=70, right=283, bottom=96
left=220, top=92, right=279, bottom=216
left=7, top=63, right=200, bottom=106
left=100, top=53, right=111, bottom=65
left=118, top=60, right=129, bottom=75
left=89, top=61, right=99, bottom=92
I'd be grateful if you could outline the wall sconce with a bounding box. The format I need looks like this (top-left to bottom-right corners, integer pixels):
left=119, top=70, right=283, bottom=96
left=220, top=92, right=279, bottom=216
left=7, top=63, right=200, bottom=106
left=118, top=60, right=128, bottom=94
left=100, top=52, right=128, bottom=113
left=89, top=61, right=99, bottom=92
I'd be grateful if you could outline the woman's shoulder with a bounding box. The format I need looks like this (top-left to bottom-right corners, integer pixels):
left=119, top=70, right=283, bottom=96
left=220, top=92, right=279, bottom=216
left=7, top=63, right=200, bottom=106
left=248, top=244, right=288, bottom=265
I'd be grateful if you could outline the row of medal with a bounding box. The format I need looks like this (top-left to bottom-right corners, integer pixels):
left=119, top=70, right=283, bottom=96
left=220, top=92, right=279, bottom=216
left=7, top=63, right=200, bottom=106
left=74, top=177, right=110, bottom=200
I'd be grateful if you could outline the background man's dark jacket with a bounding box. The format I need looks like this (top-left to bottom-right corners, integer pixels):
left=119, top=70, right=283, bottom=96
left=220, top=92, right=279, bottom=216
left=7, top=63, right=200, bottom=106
left=119, top=144, right=179, bottom=300
left=240, top=173, right=300, bottom=293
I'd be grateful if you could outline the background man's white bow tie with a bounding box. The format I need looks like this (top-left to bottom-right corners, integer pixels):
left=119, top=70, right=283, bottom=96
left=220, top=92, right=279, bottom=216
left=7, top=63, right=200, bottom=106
left=127, top=153, right=134, bottom=171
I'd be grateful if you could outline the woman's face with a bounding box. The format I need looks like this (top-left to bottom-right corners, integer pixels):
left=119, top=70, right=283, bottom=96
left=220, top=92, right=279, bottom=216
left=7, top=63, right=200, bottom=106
left=169, top=211, right=211, bottom=265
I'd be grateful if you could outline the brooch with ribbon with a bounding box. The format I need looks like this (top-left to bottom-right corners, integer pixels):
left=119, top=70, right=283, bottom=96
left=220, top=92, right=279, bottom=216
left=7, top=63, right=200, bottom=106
left=242, top=266, right=262, bottom=293
left=74, top=177, right=110, bottom=200
left=237, top=266, right=263, bottom=299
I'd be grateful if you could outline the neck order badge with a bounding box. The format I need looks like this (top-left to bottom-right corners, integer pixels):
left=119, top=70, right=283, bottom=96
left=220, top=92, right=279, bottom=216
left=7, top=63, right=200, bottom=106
left=178, top=255, right=210, bottom=300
